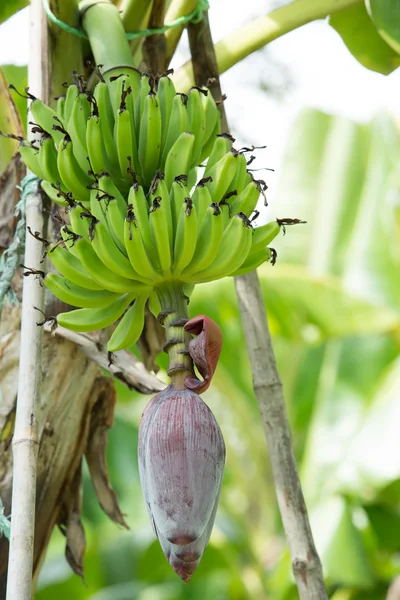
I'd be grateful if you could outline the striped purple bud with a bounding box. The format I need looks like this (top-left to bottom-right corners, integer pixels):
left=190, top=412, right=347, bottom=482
left=138, top=384, right=226, bottom=582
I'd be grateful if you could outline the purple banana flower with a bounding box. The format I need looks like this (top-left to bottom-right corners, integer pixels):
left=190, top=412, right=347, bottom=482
left=138, top=316, right=225, bottom=582
left=138, top=385, right=225, bottom=582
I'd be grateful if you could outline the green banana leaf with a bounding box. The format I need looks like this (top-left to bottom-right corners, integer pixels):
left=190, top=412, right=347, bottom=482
left=2, top=64, right=27, bottom=134
left=343, top=356, right=400, bottom=494
left=0, top=0, right=27, bottom=26
left=329, top=3, right=400, bottom=74
left=311, top=496, right=374, bottom=587
left=367, top=0, right=400, bottom=55
left=0, top=67, right=23, bottom=176
left=364, top=504, right=400, bottom=552
left=275, top=109, right=400, bottom=307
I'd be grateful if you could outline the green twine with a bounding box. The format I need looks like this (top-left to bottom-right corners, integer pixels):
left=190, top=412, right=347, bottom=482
left=42, top=0, right=209, bottom=41
left=0, top=497, right=10, bottom=540
left=0, top=174, right=40, bottom=319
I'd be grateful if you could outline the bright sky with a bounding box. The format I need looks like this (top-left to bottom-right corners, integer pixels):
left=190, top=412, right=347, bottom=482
left=1, top=0, right=399, bottom=206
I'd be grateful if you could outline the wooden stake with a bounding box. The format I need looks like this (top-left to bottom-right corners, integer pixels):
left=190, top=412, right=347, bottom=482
left=6, top=1, right=48, bottom=598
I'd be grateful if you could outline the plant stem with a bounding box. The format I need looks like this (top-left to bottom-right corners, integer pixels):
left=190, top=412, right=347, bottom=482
left=155, top=282, right=193, bottom=389
left=119, top=0, right=152, bottom=32
left=164, top=0, right=198, bottom=67
left=48, top=0, right=84, bottom=103
left=120, top=0, right=153, bottom=58
left=173, top=0, right=362, bottom=91
left=187, top=11, right=228, bottom=133
left=5, top=2, right=47, bottom=598
left=187, top=10, right=328, bottom=599
left=79, top=0, right=135, bottom=78
left=142, top=0, right=167, bottom=73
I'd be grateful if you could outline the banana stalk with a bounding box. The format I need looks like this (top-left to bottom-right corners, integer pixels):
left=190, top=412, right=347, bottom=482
left=79, top=0, right=136, bottom=78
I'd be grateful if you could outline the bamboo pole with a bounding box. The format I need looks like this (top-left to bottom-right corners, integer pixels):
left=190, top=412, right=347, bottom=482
left=5, top=1, right=48, bottom=598
left=187, top=11, right=328, bottom=600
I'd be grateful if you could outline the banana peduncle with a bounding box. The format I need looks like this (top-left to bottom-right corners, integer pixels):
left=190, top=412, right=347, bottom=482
left=156, top=281, right=194, bottom=389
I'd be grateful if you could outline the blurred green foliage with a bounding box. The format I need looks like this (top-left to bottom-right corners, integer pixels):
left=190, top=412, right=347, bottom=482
left=0, top=0, right=27, bottom=27
left=34, top=105, right=400, bottom=599
left=368, top=0, right=400, bottom=56
left=329, top=3, right=400, bottom=74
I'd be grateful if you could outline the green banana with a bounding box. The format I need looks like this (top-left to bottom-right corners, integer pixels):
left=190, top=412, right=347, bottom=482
left=230, top=180, right=260, bottom=219
left=124, top=206, right=163, bottom=282
left=187, top=88, right=206, bottom=166
left=160, top=93, right=189, bottom=166
left=204, top=133, right=234, bottom=177
left=19, top=144, right=46, bottom=179
left=199, top=120, right=220, bottom=165
left=94, top=81, right=124, bottom=182
left=183, top=202, right=223, bottom=277
left=125, top=69, right=141, bottom=100
left=107, top=292, right=149, bottom=352
left=88, top=185, right=125, bottom=254
left=47, top=244, right=103, bottom=290
left=170, top=179, right=188, bottom=232
left=157, top=75, right=176, bottom=151
left=149, top=173, right=173, bottom=253
left=30, top=99, right=65, bottom=146
left=68, top=202, right=93, bottom=239
left=191, top=182, right=213, bottom=224
left=172, top=198, right=198, bottom=275
left=94, top=80, right=114, bottom=125
left=38, top=134, right=62, bottom=186
left=204, top=150, right=240, bottom=203
left=97, top=172, right=127, bottom=208
left=89, top=187, right=108, bottom=229
left=44, top=273, right=118, bottom=308
left=135, top=74, right=151, bottom=138
left=199, top=89, right=221, bottom=162
left=249, top=221, right=281, bottom=255
left=67, top=234, right=148, bottom=294
left=195, top=213, right=253, bottom=282
left=95, top=174, right=127, bottom=249
left=41, top=180, right=70, bottom=206
left=90, top=220, right=148, bottom=281
left=138, top=92, right=162, bottom=186
left=164, top=132, right=195, bottom=189
left=67, top=92, right=91, bottom=171
left=63, top=83, right=79, bottom=124
left=149, top=196, right=172, bottom=276
left=114, top=82, right=140, bottom=183
left=86, top=110, right=108, bottom=176
left=57, top=136, right=92, bottom=202
left=227, top=151, right=248, bottom=195
left=55, top=95, right=66, bottom=121
left=127, top=183, right=156, bottom=263
left=230, top=248, right=272, bottom=277
left=57, top=292, right=135, bottom=332
left=187, top=166, right=198, bottom=191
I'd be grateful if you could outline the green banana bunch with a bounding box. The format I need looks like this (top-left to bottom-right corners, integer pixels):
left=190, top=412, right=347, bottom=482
left=16, top=71, right=223, bottom=198
left=43, top=170, right=286, bottom=350
left=11, top=69, right=302, bottom=351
